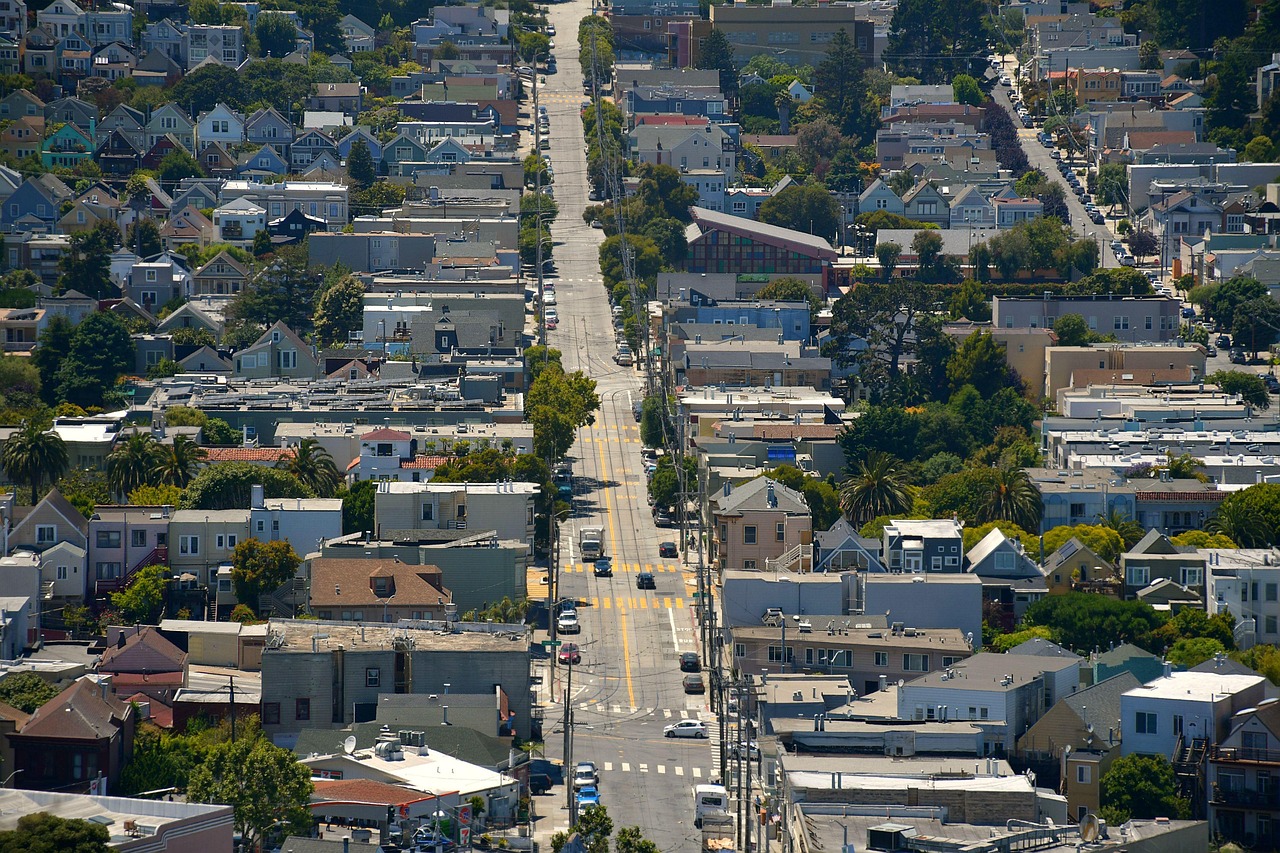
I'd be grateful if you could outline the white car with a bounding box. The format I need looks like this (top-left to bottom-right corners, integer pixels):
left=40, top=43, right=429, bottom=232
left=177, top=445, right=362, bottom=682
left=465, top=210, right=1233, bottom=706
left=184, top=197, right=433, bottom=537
left=557, top=612, right=581, bottom=634
left=544, top=291, right=556, bottom=305
left=573, top=762, right=598, bottom=788
left=664, top=719, right=708, bottom=739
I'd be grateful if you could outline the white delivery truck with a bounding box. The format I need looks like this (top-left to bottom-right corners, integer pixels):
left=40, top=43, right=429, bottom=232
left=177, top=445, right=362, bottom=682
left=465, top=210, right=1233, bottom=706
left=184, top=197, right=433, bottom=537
left=693, top=784, right=730, bottom=829
left=579, top=526, right=604, bottom=560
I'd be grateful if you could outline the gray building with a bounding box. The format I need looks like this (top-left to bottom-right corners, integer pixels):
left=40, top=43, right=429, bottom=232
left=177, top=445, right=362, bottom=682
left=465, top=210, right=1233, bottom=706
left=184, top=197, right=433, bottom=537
left=309, top=232, right=438, bottom=272
left=259, top=619, right=531, bottom=743
left=992, top=295, right=1183, bottom=342
left=861, top=574, right=983, bottom=649
left=882, top=519, right=965, bottom=573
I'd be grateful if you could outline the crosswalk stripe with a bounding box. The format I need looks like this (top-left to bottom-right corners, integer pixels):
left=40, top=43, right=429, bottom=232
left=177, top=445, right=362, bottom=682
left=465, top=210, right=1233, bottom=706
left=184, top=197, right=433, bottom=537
left=675, top=766, right=684, bottom=776
left=604, top=762, right=613, bottom=771
left=603, top=597, right=611, bottom=610
left=657, top=765, right=666, bottom=774
left=590, top=597, right=598, bottom=608
left=663, top=597, right=672, bottom=609
left=693, top=767, right=702, bottom=778
left=611, top=705, right=621, bottom=714
left=628, top=597, right=636, bottom=608
left=676, top=598, right=685, bottom=608
left=578, top=703, right=588, bottom=710
left=621, top=763, right=630, bottom=772
left=663, top=709, right=672, bottom=718
left=638, top=597, right=648, bottom=609
left=639, top=764, right=648, bottom=773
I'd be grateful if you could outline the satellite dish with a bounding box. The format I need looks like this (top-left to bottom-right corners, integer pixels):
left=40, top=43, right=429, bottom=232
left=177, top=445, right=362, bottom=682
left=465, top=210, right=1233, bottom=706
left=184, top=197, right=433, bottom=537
left=1080, top=813, right=1100, bottom=842
left=343, top=736, right=357, bottom=755
left=1086, top=723, right=1095, bottom=733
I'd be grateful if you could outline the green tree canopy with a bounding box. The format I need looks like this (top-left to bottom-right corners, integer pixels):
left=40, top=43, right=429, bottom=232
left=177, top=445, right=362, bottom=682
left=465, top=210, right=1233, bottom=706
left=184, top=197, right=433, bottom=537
left=952, top=74, right=984, bottom=106
left=0, top=671, right=59, bottom=713
left=1021, top=593, right=1166, bottom=653
left=230, top=538, right=301, bottom=610
left=1214, top=484, right=1280, bottom=547
left=187, top=735, right=313, bottom=849
left=527, top=363, right=600, bottom=460
left=111, top=564, right=170, bottom=624
left=181, top=462, right=312, bottom=510
left=0, top=812, right=110, bottom=852
left=1100, top=754, right=1189, bottom=823
left=341, top=479, right=376, bottom=535
left=1207, top=370, right=1271, bottom=409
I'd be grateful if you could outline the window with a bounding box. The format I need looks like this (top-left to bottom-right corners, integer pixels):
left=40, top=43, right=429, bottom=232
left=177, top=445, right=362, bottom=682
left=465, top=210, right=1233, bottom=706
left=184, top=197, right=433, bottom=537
left=1076, top=765, right=1091, bottom=784
left=1144, top=316, right=1153, bottom=330
left=1181, top=567, right=1203, bottom=587
left=295, top=698, right=310, bottom=721
left=1127, top=566, right=1149, bottom=587
left=903, top=653, right=929, bottom=671
left=366, top=667, right=380, bottom=687
left=1135, top=711, right=1157, bottom=734
left=1267, top=583, right=1277, bottom=602
left=1114, top=316, right=1129, bottom=330
left=1268, top=615, right=1278, bottom=635
left=263, top=702, right=281, bottom=725
left=96, top=562, right=122, bottom=579
left=743, top=560, right=757, bottom=570
left=767, top=646, right=794, bottom=663
left=131, top=529, right=147, bottom=548
left=776, top=522, right=785, bottom=542
left=744, top=525, right=757, bottom=545
left=179, top=534, right=200, bottom=555
left=96, top=530, right=121, bottom=548
left=278, top=350, right=297, bottom=369
left=874, top=652, right=888, bottom=667
left=57, top=565, right=68, bottom=580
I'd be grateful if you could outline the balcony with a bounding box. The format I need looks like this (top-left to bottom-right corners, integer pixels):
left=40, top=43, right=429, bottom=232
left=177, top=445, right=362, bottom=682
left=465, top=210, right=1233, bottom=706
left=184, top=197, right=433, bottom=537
left=1212, top=786, right=1280, bottom=809
left=1211, top=746, right=1280, bottom=765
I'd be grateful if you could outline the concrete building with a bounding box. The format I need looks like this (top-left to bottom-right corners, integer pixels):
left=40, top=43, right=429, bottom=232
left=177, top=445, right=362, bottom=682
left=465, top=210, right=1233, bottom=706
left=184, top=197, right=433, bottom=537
left=994, top=295, right=1184, bottom=343
left=861, top=574, right=984, bottom=648
left=710, top=477, right=812, bottom=571
left=0, top=789, right=232, bottom=851
left=1204, top=549, right=1280, bottom=650
left=258, top=619, right=531, bottom=743
left=1122, top=671, right=1266, bottom=758
left=373, top=481, right=537, bottom=549
left=708, top=0, right=873, bottom=64
left=898, top=652, right=1083, bottom=755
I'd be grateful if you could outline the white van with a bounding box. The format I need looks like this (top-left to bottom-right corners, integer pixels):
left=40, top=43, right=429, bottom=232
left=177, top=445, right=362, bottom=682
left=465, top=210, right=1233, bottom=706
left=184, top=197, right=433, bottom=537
left=693, top=784, right=729, bottom=828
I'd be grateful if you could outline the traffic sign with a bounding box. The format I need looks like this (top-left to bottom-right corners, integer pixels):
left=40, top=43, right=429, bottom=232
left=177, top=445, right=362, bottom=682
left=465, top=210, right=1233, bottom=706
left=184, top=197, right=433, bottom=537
left=542, top=640, right=563, bottom=648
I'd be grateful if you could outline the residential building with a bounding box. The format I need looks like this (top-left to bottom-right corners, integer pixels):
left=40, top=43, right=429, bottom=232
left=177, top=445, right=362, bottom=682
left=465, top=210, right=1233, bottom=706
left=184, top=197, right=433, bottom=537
left=7, top=488, right=88, bottom=555
left=86, top=505, right=171, bottom=598
left=859, top=574, right=984, bottom=662
left=708, top=0, right=872, bottom=64
left=258, top=619, right=531, bottom=738
left=1043, top=536, right=1115, bottom=595
left=307, top=558, right=452, bottom=622
left=1122, top=671, right=1266, bottom=758
left=339, top=13, right=375, bottom=52
left=218, top=179, right=349, bottom=229
left=1208, top=701, right=1280, bottom=848
left=992, top=294, right=1183, bottom=342
left=167, top=509, right=250, bottom=589
left=185, top=24, right=243, bottom=69
left=98, top=626, right=187, bottom=703
left=373, top=481, right=538, bottom=548
left=146, top=103, right=196, bottom=152
left=192, top=249, right=249, bottom=296
left=710, top=477, right=811, bottom=571
left=0, top=788, right=232, bottom=850
left=247, top=486, right=342, bottom=552
left=1120, top=529, right=1206, bottom=600
left=9, top=677, right=134, bottom=792
left=881, top=519, right=964, bottom=573
left=233, top=321, right=320, bottom=380
left=898, top=651, right=1083, bottom=754
left=1204, top=548, right=1280, bottom=649
left=212, top=196, right=267, bottom=245
left=628, top=124, right=736, bottom=180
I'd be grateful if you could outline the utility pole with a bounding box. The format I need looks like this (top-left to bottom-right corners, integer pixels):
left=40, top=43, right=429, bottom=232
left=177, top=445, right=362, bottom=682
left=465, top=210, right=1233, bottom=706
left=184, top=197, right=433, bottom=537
left=228, top=676, right=235, bottom=743
left=563, top=659, right=575, bottom=823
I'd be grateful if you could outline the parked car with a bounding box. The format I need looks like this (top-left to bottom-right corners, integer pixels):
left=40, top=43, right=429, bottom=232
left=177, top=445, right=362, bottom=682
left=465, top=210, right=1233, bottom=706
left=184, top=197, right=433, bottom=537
left=664, top=719, right=708, bottom=738
left=1231, top=349, right=1248, bottom=364
left=559, top=643, right=581, bottom=665
left=556, top=612, right=581, bottom=634
left=682, top=674, right=706, bottom=694
left=1206, top=345, right=1217, bottom=357
left=573, top=762, right=598, bottom=788
left=530, top=774, right=553, bottom=794
left=576, top=786, right=600, bottom=808
left=728, top=741, right=761, bottom=760
left=1264, top=374, right=1280, bottom=393
left=659, top=541, right=678, bottom=558
left=1217, top=335, right=1232, bottom=348
left=653, top=509, right=671, bottom=526
left=680, top=652, right=701, bottom=672
left=636, top=571, right=656, bottom=590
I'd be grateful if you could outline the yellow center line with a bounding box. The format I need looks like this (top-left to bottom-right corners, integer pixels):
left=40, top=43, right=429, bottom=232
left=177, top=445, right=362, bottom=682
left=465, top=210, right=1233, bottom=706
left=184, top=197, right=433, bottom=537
left=620, top=608, right=635, bottom=708
left=596, top=434, right=619, bottom=558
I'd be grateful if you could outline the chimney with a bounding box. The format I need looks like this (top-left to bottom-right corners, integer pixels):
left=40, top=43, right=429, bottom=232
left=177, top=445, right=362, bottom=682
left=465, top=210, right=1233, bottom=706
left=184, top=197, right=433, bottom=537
left=251, top=484, right=265, bottom=509
left=879, top=674, right=888, bottom=692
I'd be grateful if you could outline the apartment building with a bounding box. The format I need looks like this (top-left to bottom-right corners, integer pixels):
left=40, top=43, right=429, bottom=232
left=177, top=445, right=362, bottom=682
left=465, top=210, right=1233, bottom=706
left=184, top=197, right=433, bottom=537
left=1208, top=702, right=1280, bottom=848
left=373, top=481, right=538, bottom=549
left=708, top=0, right=873, bottom=64
left=710, top=477, right=812, bottom=571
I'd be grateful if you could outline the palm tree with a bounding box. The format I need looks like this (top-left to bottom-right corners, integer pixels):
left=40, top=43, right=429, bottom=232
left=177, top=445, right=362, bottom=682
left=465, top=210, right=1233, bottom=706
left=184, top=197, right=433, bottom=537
left=981, top=464, right=1042, bottom=531
left=1158, top=452, right=1208, bottom=482
left=1097, top=507, right=1145, bottom=549
left=153, top=435, right=207, bottom=488
left=105, top=432, right=162, bottom=500
left=1, top=420, right=68, bottom=504
left=839, top=451, right=913, bottom=525
left=279, top=438, right=341, bottom=497
left=1207, top=502, right=1270, bottom=548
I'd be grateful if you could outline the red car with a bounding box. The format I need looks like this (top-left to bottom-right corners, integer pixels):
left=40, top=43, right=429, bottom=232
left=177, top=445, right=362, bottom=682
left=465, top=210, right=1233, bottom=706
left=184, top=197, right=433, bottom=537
left=559, top=643, right=581, bottom=665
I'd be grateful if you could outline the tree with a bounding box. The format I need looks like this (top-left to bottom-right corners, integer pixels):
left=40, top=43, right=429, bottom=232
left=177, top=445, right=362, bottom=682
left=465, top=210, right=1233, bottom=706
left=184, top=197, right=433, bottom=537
left=639, top=394, right=670, bottom=448
left=758, top=184, right=841, bottom=242
left=952, top=73, right=984, bottom=106
left=981, top=464, right=1042, bottom=531
left=32, top=315, right=74, bottom=404
left=1124, top=229, right=1157, bottom=263
left=1232, top=296, right=1280, bottom=354
left=796, top=118, right=844, bottom=171
left=342, top=479, right=376, bottom=535
left=695, top=27, right=737, bottom=97
left=279, top=438, right=341, bottom=497
left=1041, top=524, right=1125, bottom=565
left=1139, top=39, right=1162, bottom=70
left=839, top=451, right=913, bottom=525
left=2, top=418, right=68, bottom=504
left=886, top=0, right=986, bottom=82
left=1095, top=162, right=1127, bottom=208
left=57, top=311, right=134, bottom=408
left=57, top=221, right=117, bottom=299
left=129, top=484, right=184, bottom=507
left=1170, top=530, right=1237, bottom=548
left=230, top=538, right=301, bottom=610
left=1022, top=593, right=1165, bottom=653
left=571, top=805, right=614, bottom=853
left=1210, top=485, right=1280, bottom=546
left=1100, top=754, right=1189, bottom=822
left=181, top=462, right=312, bottom=510
left=251, top=229, right=272, bottom=258
left=111, top=564, right=170, bottom=624
left=204, top=418, right=240, bottom=447
left=256, top=11, right=297, bottom=57
left=158, top=148, right=205, bottom=183
left=344, top=135, right=376, bottom=189
left=1244, top=134, right=1277, bottom=163
left=1096, top=507, right=1145, bottom=549
left=187, top=736, right=313, bottom=850
left=946, top=331, right=1019, bottom=398
left=230, top=255, right=319, bottom=334
left=1052, top=313, right=1101, bottom=347
left=614, top=826, right=660, bottom=853
left=1206, top=275, right=1268, bottom=329
left=188, top=0, right=221, bottom=23
left=313, top=274, right=365, bottom=348
left=153, top=435, right=207, bottom=488
left=128, top=218, right=163, bottom=259
left=875, top=242, right=902, bottom=281
left=0, top=671, right=59, bottom=713
left=106, top=431, right=162, bottom=499
left=526, top=364, right=600, bottom=460
left=755, top=277, right=822, bottom=318
left=0, top=812, right=110, bottom=852
left=0, top=354, right=41, bottom=411
left=813, top=28, right=870, bottom=139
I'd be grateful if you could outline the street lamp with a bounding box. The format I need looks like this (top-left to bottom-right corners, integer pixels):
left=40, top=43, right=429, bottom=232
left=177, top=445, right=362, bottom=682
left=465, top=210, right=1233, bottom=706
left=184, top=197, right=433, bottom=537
left=2, top=769, right=21, bottom=788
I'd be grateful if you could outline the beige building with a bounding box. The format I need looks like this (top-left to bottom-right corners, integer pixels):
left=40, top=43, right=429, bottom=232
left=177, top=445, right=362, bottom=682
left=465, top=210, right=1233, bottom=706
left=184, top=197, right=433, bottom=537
left=730, top=621, right=973, bottom=694
left=711, top=477, right=812, bottom=572
left=373, top=481, right=539, bottom=549
left=944, top=323, right=1053, bottom=391
left=708, top=0, right=873, bottom=64
left=167, top=509, right=250, bottom=588
left=1044, top=343, right=1205, bottom=399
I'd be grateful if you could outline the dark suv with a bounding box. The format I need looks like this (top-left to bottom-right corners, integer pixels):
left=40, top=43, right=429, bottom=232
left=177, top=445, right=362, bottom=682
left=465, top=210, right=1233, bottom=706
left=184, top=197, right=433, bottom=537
left=636, top=572, right=656, bottom=590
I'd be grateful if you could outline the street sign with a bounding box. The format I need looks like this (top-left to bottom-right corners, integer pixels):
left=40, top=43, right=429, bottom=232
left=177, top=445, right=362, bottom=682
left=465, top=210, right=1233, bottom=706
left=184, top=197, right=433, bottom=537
left=542, top=640, right=563, bottom=648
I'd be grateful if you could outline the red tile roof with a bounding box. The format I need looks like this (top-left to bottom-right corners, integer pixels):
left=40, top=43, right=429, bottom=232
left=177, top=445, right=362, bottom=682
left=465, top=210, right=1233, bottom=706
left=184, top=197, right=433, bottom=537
left=400, top=455, right=451, bottom=470
left=204, top=447, right=296, bottom=463
left=361, top=428, right=413, bottom=441
left=312, top=778, right=438, bottom=806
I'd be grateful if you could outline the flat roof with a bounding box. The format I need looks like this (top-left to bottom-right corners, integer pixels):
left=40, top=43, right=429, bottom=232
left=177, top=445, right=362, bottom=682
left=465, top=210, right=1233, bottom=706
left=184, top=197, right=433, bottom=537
left=883, top=520, right=962, bottom=537
left=1123, top=671, right=1266, bottom=702
left=905, top=652, right=1080, bottom=690
left=265, top=618, right=527, bottom=654
left=0, top=789, right=231, bottom=842
left=784, top=754, right=1015, bottom=777
left=732, top=625, right=971, bottom=651
left=376, top=481, right=539, bottom=495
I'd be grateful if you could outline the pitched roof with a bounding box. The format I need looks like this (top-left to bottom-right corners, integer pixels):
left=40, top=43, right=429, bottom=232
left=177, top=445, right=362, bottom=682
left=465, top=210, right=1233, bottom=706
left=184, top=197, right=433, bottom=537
left=688, top=206, right=836, bottom=260
left=13, top=678, right=129, bottom=741
left=1092, top=642, right=1156, bottom=667
left=1060, top=671, right=1141, bottom=733
left=99, top=626, right=187, bottom=675
left=308, top=558, right=452, bottom=609
left=361, top=428, right=412, bottom=441
left=0, top=700, right=30, bottom=728
left=1007, top=638, right=1079, bottom=659
left=400, top=455, right=450, bottom=470
left=310, top=778, right=433, bottom=807
left=204, top=447, right=296, bottom=463
left=712, top=476, right=808, bottom=516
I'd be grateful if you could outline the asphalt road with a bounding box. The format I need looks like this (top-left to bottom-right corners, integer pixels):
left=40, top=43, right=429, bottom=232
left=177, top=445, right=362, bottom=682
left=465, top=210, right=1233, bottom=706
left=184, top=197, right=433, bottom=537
left=529, top=5, right=717, bottom=850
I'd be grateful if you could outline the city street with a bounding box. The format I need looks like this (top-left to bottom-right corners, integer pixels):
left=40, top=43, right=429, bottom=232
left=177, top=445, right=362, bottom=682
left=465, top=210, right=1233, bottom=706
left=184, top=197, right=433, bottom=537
left=530, top=3, right=717, bottom=849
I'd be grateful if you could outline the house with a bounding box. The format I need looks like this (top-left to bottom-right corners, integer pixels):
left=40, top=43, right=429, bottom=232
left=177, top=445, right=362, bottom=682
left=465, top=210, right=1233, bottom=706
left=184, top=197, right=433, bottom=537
left=198, top=141, right=237, bottom=177
left=266, top=207, right=325, bottom=244
left=133, top=45, right=184, bottom=87
left=0, top=36, right=19, bottom=76
left=308, top=82, right=363, bottom=115
left=898, top=651, right=1083, bottom=755
left=964, top=528, right=1047, bottom=627
left=235, top=144, right=289, bottom=178
left=0, top=116, right=40, bottom=162
left=882, top=518, right=964, bottom=573
left=1120, top=529, right=1205, bottom=600
left=628, top=123, right=736, bottom=180
left=289, top=128, right=338, bottom=171
left=1091, top=643, right=1163, bottom=686
left=1207, top=700, right=1280, bottom=847
left=167, top=509, right=250, bottom=589
left=36, top=0, right=82, bottom=39
left=335, top=126, right=382, bottom=165
left=93, top=128, right=143, bottom=176
left=373, top=481, right=538, bottom=549
left=994, top=196, right=1045, bottom=228
left=710, top=477, right=811, bottom=572
left=140, top=134, right=184, bottom=172
left=0, top=90, right=43, bottom=120
left=307, top=558, right=452, bottom=622
left=948, top=185, right=996, bottom=229
left=192, top=250, right=250, bottom=296
left=901, top=181, right=950, bottom=227
left=145, top=103, right=195, bottom=153
left=0, top=306, right=45, bottom=351
left=3, top=542, right=88, bottom=627
left=160, top=205, right=216, bottom=251
left=86, top=504, right=172, bottom=598
left=9, top=677, right=134, bottom=793
left=380, top=132, right=428, bottom=175
left=1043, top=536, right=1115, bottom=594
left=41, top=121, right=94, bottom=170
left=1122, top=671, right=1266, bottom=758
left=139, top=18, right=184, bottom=65
left=126, top=257, right=190, bottom=310
left=184, top=24, right=244, bottom=70
left=97, top=626, right=187, bottom=702
left=7, top=488, right=88, bottom=555
left=1, top=175, right=70, bottom=231
left=1143, top=190, right=1224, bottom=268
left=233, top=320, right=319, bottom=380
left=22, top=29, right=56, bottom=77
left=0, top=789, right=232, bottom=849
left=195, top=103, right=246, bottom=150
left=1016, top=672, right=1140, bottom=821
left=857, top=178, right=906, bottom=218
left=169, top=182, right=220, bottom=218
left=156, top=302, right=224, bottom=341
left=247, top=488, right=342, bottom=552
left=244, top=106, right=294, bottom=151
left=212, top=196, right=267, bottom=245
left=90, top=42, right=137, bottom=80
left=43, top=96, right=96, bottom=132
left=339, top=14, right=375, bottom=52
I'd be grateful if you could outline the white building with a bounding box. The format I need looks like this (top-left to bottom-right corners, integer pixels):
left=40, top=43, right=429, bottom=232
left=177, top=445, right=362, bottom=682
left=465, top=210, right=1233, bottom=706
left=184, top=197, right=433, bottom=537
left=219, top=179, right=349, bottom=230
left=1121, top=672, right=1267, bottom=758
left=1205, top=548, right=1280, bottom=649
left=248, top=485, right=342, bottom=554
left=212, top=197, right=266, bottom=245
left=373, top=481, right=538, bottom=548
